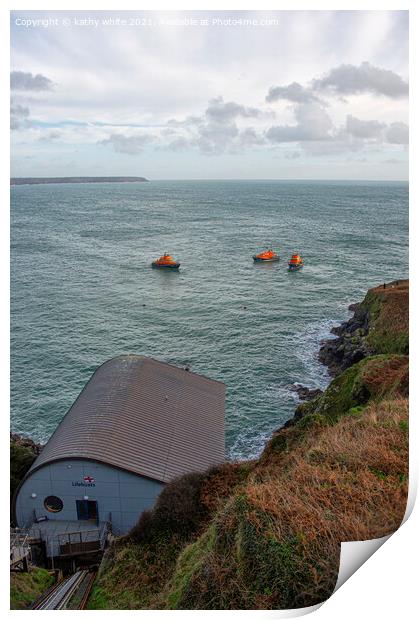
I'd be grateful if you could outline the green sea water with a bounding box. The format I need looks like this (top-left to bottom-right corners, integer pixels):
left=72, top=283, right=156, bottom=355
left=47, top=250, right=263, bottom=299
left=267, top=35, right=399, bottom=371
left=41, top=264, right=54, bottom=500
left=11, top=180, right=408, bottom=459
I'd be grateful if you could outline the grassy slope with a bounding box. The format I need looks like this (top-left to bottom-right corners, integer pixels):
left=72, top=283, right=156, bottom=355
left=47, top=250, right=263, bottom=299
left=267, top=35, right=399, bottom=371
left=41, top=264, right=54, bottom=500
left=363, top=280, right=409, bottom=355
left=10, top=568, right=54, bottom=609
left=89, top=281, right=409, bottom=610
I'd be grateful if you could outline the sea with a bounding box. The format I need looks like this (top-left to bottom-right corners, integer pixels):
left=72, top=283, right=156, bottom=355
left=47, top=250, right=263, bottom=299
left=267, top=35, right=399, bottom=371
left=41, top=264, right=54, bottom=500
left=10, top=180, right=409, bottom=460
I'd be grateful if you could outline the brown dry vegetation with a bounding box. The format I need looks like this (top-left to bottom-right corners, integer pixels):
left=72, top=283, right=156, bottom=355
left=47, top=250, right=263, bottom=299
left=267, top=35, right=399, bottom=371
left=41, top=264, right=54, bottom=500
left=90, top=393, right=408, bottom=610
left=158, top=397, right=408, bottom=609
left=89, top=280, right=409, bottom=610
left=251, top=399, right=408, bottom=544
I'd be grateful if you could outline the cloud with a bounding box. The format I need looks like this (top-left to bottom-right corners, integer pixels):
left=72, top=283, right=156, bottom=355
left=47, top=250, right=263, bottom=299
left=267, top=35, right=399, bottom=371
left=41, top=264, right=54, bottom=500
left=10, top=104, right=30, bottom=130
left=165, top=97, right=265, bottom=155
left=345, top=114, right=385, bottom=139
left=385, top=122, right=409, bottom=145
left=194, top=121, right=239, bottom=155
left=95, top=97, right=265, bottom=157
left=167, top=115, right=202, bottom=128
left=11, top=70, right=54, bottom=91
left=266, top=82, right=321, bottom=104
left=99, top=133, right=155, bottom=154
left=238, top=128, right=266, bottom=148
left=266, top=102, right=333, bottom=143
left=312, top=62, right=408, bottom=98
left=205, top=96, right=262, bottom=122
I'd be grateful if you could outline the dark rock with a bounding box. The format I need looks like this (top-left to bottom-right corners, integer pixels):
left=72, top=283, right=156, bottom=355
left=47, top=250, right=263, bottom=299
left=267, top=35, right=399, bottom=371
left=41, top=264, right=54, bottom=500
left=10, top=433, right=43, bottom=455
left=292, top=384, right=323, bottom=401
left=281, top=418, right=295, bottom=429
left=318, top=302, right=371, bottom=376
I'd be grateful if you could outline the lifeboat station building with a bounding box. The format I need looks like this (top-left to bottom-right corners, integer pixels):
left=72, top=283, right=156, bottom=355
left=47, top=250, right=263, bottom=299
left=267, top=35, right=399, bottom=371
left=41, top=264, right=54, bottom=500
left=13, top=356, right=225, bottom=557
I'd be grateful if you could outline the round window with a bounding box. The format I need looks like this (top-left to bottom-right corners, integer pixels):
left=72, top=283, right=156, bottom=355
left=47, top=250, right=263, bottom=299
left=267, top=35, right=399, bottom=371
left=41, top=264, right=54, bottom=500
left=44, top=495, right=63, bottom=513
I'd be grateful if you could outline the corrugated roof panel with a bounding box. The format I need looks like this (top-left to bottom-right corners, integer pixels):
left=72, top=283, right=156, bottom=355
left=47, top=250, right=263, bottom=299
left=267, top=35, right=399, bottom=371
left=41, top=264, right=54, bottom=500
left=28, top=355, right=225, bottom=483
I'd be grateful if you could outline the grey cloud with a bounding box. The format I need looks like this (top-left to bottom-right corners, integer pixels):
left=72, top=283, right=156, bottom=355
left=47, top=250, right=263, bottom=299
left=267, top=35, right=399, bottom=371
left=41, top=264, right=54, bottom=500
left=163, top=92, right=409, bottom=158
left=346, top=115, right=385, bottom=139
left=99, top=133, right=155, bottom=154
left=312, top=62, right=408, bottom=98
left=205, top=97, right=261, bottom=122
left=266, top=82, right=321, bottom=104
left=266, top=102, right=333, bottom=143
left=167, top=115, right=202, bottom=128
left=168, top=98, right=265, bottom=155
left=385, top=122, right=409, bottom=145
left=10, top=104, right=30, bottom=130
left=194, top=121, right=239, bottom=155
left=238, top=128, right=266, bottom=148
left=11, top=70, right=54, bottom=91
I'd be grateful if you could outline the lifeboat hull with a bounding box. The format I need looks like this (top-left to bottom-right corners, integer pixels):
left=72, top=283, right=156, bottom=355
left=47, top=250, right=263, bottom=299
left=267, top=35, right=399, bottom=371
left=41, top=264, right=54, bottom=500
left=253, top=255, right=280, bottom=262
left=288, top=263, right=303, bottom=271
left=152, top=261, right=180, bottom=269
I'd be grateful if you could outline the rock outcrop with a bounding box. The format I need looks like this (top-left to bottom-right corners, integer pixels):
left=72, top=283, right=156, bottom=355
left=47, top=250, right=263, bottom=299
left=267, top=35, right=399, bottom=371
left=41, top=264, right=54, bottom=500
left=319, top=280, right=408, bottom=376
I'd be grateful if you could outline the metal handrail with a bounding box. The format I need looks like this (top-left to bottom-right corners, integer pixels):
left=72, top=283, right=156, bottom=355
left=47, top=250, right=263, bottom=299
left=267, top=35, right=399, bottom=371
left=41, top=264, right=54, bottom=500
left=10, top=529, right=30, bottom=550
left=99, top=521, right=110, bottom=549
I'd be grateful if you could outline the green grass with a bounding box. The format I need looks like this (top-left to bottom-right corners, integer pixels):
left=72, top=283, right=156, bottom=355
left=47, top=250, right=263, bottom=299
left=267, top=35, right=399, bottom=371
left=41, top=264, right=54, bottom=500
left=363, top=286, right=409, bottom=355
left=10, top=568, right=54, bottom=610
left=165, top=524, right=217, bottom=609
left=294, top=354, right=407, bottom=426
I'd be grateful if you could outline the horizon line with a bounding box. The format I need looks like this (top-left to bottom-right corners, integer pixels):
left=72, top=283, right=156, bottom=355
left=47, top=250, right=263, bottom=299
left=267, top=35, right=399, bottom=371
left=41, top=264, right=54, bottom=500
left=10, top=176, right=409, bottom=182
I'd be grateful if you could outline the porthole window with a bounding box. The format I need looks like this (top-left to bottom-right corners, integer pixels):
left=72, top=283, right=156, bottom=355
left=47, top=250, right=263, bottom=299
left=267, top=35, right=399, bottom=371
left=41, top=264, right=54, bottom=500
left=44, top=495, right=63, bottom=513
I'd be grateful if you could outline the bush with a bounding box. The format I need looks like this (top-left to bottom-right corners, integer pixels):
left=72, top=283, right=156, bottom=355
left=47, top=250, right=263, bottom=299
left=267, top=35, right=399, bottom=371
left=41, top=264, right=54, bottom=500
left=129, top=472, right=209, bottom=544
left=10, top=439, right=39, bottom=521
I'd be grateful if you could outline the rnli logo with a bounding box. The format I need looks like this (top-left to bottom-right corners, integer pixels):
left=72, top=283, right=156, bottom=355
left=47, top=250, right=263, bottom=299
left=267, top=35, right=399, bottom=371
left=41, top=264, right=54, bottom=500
left=71, top=474, right=96, bottom=488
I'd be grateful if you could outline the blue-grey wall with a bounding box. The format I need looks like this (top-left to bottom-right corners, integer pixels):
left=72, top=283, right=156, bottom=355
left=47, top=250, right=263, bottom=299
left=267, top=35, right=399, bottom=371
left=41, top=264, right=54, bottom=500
left=15, top=460, right=164, bottom=535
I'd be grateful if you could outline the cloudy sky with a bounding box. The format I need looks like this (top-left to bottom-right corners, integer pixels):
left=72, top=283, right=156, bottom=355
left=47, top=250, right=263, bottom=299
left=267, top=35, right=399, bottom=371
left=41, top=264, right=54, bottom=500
left=10, top=10, right=408, bottom=180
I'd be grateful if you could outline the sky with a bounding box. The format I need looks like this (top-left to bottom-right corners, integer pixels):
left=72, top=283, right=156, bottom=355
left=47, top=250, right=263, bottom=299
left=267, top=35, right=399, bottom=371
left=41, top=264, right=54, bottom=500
left=10, top=10, right=409, bottom=180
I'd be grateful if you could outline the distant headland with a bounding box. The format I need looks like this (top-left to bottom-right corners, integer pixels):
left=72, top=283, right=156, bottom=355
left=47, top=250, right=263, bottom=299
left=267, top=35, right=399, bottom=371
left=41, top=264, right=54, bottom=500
left=10, top=176, right=149, bottom=186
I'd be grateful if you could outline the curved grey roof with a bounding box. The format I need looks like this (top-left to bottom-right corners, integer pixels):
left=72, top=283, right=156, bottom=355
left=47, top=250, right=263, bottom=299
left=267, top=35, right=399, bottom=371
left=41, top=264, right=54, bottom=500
left=28, top=356, right=225, bottom=483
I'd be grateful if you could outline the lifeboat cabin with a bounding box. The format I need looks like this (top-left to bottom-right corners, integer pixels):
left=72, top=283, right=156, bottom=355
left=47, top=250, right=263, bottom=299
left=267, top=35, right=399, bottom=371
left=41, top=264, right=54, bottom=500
left=288, top=254, right=304, bottom=270
left=151, top=253, right=180, bottom=269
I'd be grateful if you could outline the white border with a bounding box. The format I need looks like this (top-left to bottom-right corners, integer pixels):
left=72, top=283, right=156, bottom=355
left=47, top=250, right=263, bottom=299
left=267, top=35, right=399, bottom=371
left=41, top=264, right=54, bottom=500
left=3, top=2, right=416, bottom=619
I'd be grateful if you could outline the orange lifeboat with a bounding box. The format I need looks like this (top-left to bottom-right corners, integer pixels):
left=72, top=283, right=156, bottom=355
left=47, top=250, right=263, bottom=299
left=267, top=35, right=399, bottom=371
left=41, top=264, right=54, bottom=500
left=253, top=248, right=279, bottom=262
left=288, top=254, right=304, bottom=270
left=151, top=253, right=180, bottom=269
